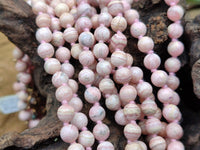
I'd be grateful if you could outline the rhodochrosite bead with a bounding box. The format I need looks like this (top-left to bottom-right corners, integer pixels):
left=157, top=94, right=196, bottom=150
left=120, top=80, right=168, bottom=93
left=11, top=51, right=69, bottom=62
left=44, top=58, right=61, bottom=75
left=68, top=143, right=84, bottom=150
left=149, top=136, right=166, bottom=150
left=124, top=123, right=141, bottom=141
left=78, top=130, right=95, bottom=147
left=60, top=124, right=79, bottom=143
left=57, top=105, right=75, bottom=122
left=97, top=141, right=114, bottom=150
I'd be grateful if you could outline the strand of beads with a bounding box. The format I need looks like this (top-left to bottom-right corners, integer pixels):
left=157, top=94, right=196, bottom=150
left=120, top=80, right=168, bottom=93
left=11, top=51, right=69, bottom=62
left=163, top=0, right=185, bottom=149
left=105, top=1, right=146, bottom=149
left=92, top=5, right=116, bottom=149
left=32, top=1, right=84, bottom=148
left=13, top=48, right=33, bottom=124
left=124, top=3, right=169, bottom=150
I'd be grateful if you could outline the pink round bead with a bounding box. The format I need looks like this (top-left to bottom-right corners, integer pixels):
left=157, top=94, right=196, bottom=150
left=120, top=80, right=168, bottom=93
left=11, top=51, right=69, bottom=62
left=124, top=123, right=141, bottom=141
left=98, top=12, right=112, bottom=27
left=145, top=118, right=162, bottom=134
left=167, top=141, right=184, bottom=150
left=18, top=99, right=27, bottom=109
left=143, top=53, right=161, bottom=70
left=119, top=85, right=137, bottom=104
left=78, top=130, right=95, bottom=147
left=97, top=141, right=114, bottom=150
left=162, top=104, right=180, bottom=122
left=151, top=70, right=168, bottom=87
left=125, top=142, right=142, bottom=150
left=44, top=58, right=61, bottom=75
left=91, top=14, right=99, bottom=29
left=68, top=97, right=83, bottom=112
left=61, top=63, right=75, bottom=78
left=89, top=105, right=105, bottom=122
left=84, top=86, right=101, bottom=104
left=15, top=61, right=27, bottom=72
left=68, top=143, right=84, bottom=150
left=167, top=41, right=184, bottom=57
left=130, top=67, right=143, bottom=83
left=115, top=109, right=128, bottom=126
left=158, top=122, right=167, bottom=137
left=17, top=91, right=28, bottom=101
left=149, top=136, right=166, bottom=150
left=94, top=26, right=111, bottom=42
left=167, top=75, right=180, bottom=90
left=157, top=87, right=174, bottom=104
left=96, top=60, right=112, bottom=76
left=36, top=27, right=52, bottom=43
left=93, top=123, right=110, bottom=141
left=78, top=69, right=95, bottom=85
left=124, top=103, right=141, bottom=121
left=51, top=31, right=65, bottom=47
left=50, top=17, right=61, bottom=31
left=79, top=51, right=95, bottom=66
left=71, top=112, right=88, bottom=130
left=141, top=99, right=158, bottom=116
left=54, top=3, right=69, bottom=17
left=13, top=47, right=23, bottom=60
left=126, top=53, right=133, bottom=67
left=130, top=22, right=147, bottom=38
left=166, top=122, right=183, bottom=140
left=99, top=78, right=115, bottom=94
left=77, top=3, right=92, bottom=17
left=17, top=72, right=32, bottom=84
left=111, top=16, right=127, bottom=32
left=36, top=13, right=51, bottom=28
left=63, top=27, right=78, bottom=43
left=138, top=36, right=154, bottom=53
left=18, top=110, right=31, bottom=121
left=105, top=94, right=121, bottom=111
left=139, top=120, right=148, bottom=135
left=68, top=79, right=78, bottom=93
left=109, top=32, right=127, bottom=51
left=75, top=17, right=92, bottom=33
left=93, top=43, right=109, bottom=59
left=108, top=0, right=123, bottom=16
left=79, top=32, right=95, bottom=48
left=136, top=81, right=153, bottom=98
left=32, top=1, right=47, bottom=14
left=114, top=67, right=132, bottom=84
left=55, top=47, right=71, bottom=63
left=167, top=5, right=184, bottom=22
left=164, top=0, right=180, bottom=6
left=171, top=91, right=180, bottom=105
left=124, top=9, right=139, bottom=25
left=37, top=43, right=54, bottom=59
left=60, top=124, right=79, bottom=143
left=13, top=82, right=26, bottom=92
left=71, top=44, right=83, bottom=59
left=21, top=54, right=30, bottom=63
left=55, top=85, right=73, bottom=102
left=111, top=51, right=127, bottom=67
left=52, top=71, right=69, bottom=88
left=153, top=108, right=162, bottom=120
left=28, top=119, right=40, bottom=128
left=165, top=57, right=181, bottom=73
left=168, top=23, right=183, bottom=39
left=57, top=104, right=75, bottom=123
left=59, top=13, right=75, bottom=28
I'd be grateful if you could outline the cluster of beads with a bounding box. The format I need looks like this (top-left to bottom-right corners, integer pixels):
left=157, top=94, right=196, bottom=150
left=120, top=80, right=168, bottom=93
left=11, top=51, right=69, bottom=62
left=12, top=47, right=40, bottom=128
left=31, top=0, right=185, bottom=149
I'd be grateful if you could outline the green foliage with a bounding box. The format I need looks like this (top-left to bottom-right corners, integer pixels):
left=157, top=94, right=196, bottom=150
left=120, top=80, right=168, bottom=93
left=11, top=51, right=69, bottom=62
left=186, top=0, right=200, bottom=5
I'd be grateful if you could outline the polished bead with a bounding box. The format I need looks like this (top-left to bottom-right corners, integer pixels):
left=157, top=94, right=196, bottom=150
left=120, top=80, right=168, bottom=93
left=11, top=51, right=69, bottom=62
left=55, top=47, right=71, bottom=63
left=77, top=3, right=92, bottom=17
left=37, top=43, right=54, bottom=59
left=141, top=99, right=157, bottom=116
left=60, top=124, right=79, bottom=143
left=60, top=13, right=75, bottom=28
left=75, top=17, right=92, bottom=33
left=167, top=141, right=184, bottom=150
left=68, top=143, right=84, bottom=150
left=157, top=87, right=174, bottom=104
left=55, top=85, right=73, bottom=102
left=93, top=43, right=109, bottom=59
left=84, top=86, right=101, bottom=104
left=115, top=109, right=128, bottom=126
left=17, top=72, right=32, bottom=84
left=36, top=27, right=52, bottom=43
left=143, top=53, right=161, bottom=70
left=52, top=71, right=69, bottom=88
left=15, top=61, right=27, bottom=72
left=68, top=79, right=78, bottom=93
left=18, top=110, right=31, bottom=121
left=52, top=31, right=65, bottom=47
left=13, top=47, right=23, bottom=60
left=138, top=36, right=154, bottom=53
left=125, top=142, right=142, bottom=150
left=124, top=9, right=139, bottom=25
left=89, top=105, right=105, bottom=122
left=108, top=0, right=123, bottom=16
left=71, top=44, right=82, bottom=59
left=167, top=41, right=184, bottom=57
left=166, top=122, right=183, bottom=140
left=79, top=51, right=95, bottom=66
left=105, top=94, right=121, bottom=111
left=61, top=63, right=75, bottom=78
left=111, top=50, right=127, bottom=67
left=29, top=119, right=40, bottom=128
left=145, top=118, right=162, bottom=134
left=32, top=1, right=47, bottom=14
left=114, top=67, right=132, bottom=84
left=151, top=70, right=168, bottom=87
left=55, top=3, right=69, bottom=17
left=71, top=112, right=88, bottom=130
left=165, top=57, right=181, bottom=73
left=78, top=130, right=95, bottom=147
left=136, top=81, right=153, bottom=98
left=63, top=27, right=78, bottom=43
left=79, top=69, right=95, bottom=86
left=99, top=78, right=115, bottom=94
left=57, top=105, right=75, bottom=122
left=130, top=22, right=147, bottom=38
left=111, top=16, right=127, bottom=32
left=124, top=103, right=141, bottom=121
left=130, top=67, right=143, bottom=84
left=167, top=5, right=184, bottom=22
left=69, top=97, right=83, bottom=112
left=98, top=12, right=112, bottom=27
left=36, top=13, right=51, bottom=27
left=97, top=141, right=114, bottom=150
left=44, top=58, right=61, bottom=75
left=93, top=123, right=110, bottom=141
left=109, top=32, right=127, bottom=51
left=79, top=31, right=95, bottom=48
left=162, top=104, right=180, bottom=122
left=167, top=75, right=180, bottom=90
left=138, top=120, right=148, bottom=135
left=91, top=14, right=99, bottom=29
left=50, top=17, right=61, bottom=31
left=96, top=60, right=112, bottom=76
left=124, top=123, right=141, bottom=141
left=168, top=23, right=183, bottom=39
left=164, top=0, right=180, bottom=6
left=119, top=85, right=137, bottom=104
left=17, top=100, right=27, bottom=110
left=149, top=136, right=166, bottom=150
left=94, top=26, right=110, bottom=42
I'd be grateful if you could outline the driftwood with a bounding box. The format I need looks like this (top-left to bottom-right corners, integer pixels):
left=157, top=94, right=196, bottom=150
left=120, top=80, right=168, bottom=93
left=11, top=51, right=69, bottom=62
left=1, top=0, right=200, bottom=149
